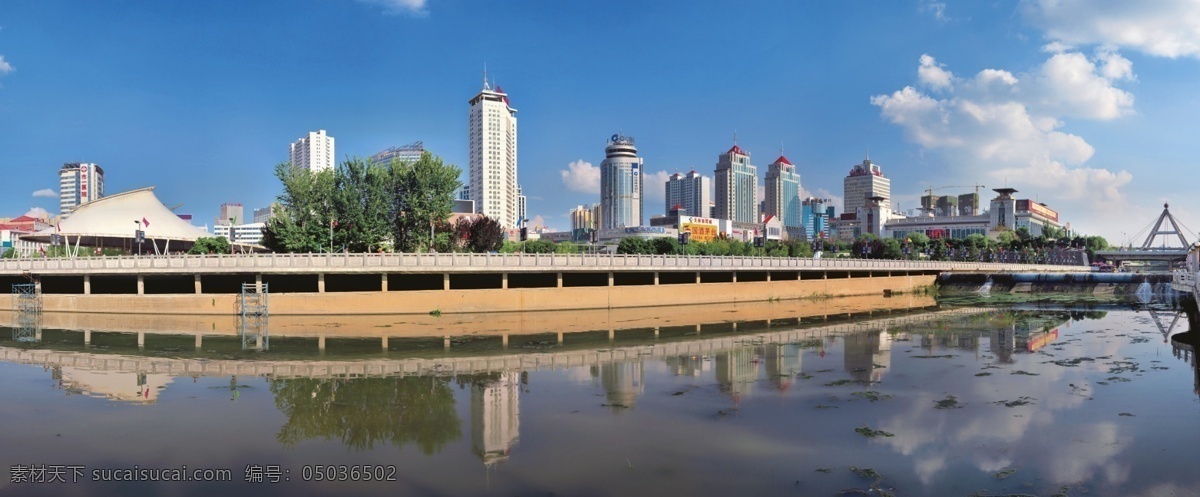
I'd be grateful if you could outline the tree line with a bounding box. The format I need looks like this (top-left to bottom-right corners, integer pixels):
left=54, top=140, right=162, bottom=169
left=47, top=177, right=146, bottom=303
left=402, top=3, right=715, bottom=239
left=262, top=153, right=505, bottom=254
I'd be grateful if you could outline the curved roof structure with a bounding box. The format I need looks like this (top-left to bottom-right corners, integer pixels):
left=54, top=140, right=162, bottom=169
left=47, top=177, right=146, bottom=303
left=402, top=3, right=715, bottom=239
left=22, top=187, right=263, bottom=253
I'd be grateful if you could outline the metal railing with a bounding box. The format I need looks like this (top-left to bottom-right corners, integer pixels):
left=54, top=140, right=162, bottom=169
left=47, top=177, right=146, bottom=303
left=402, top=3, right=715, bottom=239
left=0, top=252, right=1087, bottom=275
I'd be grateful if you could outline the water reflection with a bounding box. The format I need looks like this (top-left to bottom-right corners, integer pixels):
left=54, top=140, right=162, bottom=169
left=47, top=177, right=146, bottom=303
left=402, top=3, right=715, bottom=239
left=592, top=361, right=644, bottom=410
left=268, top=376, right=461, bottom=452
left=3, top=301, right=1200, bottom=496
left=468, top=372, right=521, bottom=465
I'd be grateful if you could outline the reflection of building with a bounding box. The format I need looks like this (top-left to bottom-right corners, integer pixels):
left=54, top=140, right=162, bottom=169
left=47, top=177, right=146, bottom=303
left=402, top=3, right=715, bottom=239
left=665, top=354, right=710, bottom=377
left=56, top=367, right=173, bottom=404
left=592, top=361, right=644, bottom=410
left=990, top=325, right=1017, bottom=363
left=844, top=331, right=889, bottom=384
left=716, top=346, right=759, bottom=401
left=471, top=372, right=520, bottom=466
left=763, top=344, right=802, bottom=391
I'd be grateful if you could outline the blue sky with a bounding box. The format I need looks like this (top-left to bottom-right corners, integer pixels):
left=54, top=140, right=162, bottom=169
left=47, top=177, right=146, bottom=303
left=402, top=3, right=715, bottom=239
left=2, top=0, right=1199, bottom=243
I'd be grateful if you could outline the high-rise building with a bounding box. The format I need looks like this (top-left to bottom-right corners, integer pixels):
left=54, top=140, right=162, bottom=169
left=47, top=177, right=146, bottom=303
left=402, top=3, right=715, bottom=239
left=59, top=162, right=105, bottom=216
left=517, top=185, right=527, bottom=225
left=592, top=203, right=603, bottom=232
left=764, top=155, right=802, bottom=237
left=468, top=77, right=519, bottom=228
left=599, top=133, right=643, bottom=229
left=714, top=144, right=758, bottom=224
left=252, top=206, right=273, bottom=224
left=289, top=130, right=335, bottom=173
left=369, top=141, right=424, bottom=165
left=802, top=197, right=833, bottom=240
left=843, top=157, right=890, bottom=215
left=457, top=184, right=471, bottom=201
left=216, top=203, right=244, bottom=226
left=570, top=205, right=595, bottom=233
left=665, top=170, right=711, bottom=219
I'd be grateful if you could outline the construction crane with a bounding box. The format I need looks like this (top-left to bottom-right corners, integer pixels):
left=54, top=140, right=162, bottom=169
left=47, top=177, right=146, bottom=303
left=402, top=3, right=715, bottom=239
left=923, top=184, right=986, bottom=216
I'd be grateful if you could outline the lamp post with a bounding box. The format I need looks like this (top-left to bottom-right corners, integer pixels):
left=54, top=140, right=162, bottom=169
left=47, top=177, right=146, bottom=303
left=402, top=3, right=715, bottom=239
left=133, top=220, right=143, bottom=256
left=229, top=217, right=237, bottom=254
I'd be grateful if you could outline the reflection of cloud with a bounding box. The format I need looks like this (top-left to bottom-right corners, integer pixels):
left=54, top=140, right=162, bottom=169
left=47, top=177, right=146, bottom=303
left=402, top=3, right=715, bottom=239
left=875, top=318, right=1137, bottom=488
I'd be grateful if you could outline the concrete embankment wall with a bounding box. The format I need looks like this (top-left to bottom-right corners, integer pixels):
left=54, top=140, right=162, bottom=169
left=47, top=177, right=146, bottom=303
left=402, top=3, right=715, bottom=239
left=2, top=273, right=935, bottom=316
left=938, top=272, right=1174, bottom=296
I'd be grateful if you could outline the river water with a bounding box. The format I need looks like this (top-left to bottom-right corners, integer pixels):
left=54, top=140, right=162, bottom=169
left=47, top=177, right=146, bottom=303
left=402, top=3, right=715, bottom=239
left=1, top=298, right=1198, bottom=497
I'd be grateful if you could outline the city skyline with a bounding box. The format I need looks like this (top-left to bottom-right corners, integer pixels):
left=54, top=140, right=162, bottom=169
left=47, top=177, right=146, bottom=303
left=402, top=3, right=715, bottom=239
left=3, top=2, right=1199, bottom=242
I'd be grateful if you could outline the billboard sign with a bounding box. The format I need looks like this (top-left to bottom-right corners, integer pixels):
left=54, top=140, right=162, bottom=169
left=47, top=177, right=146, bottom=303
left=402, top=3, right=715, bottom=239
left=1017, top=200, right=1059, bottom=223
left=679, top=216, right=718, bottom=243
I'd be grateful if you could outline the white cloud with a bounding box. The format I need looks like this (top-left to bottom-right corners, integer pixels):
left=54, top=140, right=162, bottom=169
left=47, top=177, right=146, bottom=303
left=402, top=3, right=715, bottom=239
left=353, top=0, right=428, bottom=16
left=31, top=188, right=55, bottom=198
left=871, top=52, right=1134, bottom=221
left=918, top=54, right=954, bottom=90
left=1041, top=41, right=1074, bottom=54
left=643, top=170, right=671, bottom=204
left=559, top=160, right=600, bottom=194
left=24, top=207, right=49, bottom=219
left=1029, top=51, right=1134, bottom=120
left=1022, top=0, right=1200, bottom=58
left=920, top=0, right=950, bottom=22
left=0, top=55, right=12, bottom=76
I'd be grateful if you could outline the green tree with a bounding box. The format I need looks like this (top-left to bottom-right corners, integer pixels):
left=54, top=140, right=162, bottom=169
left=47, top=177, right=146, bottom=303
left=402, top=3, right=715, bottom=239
left=332, top=158, right=394, bottom=252
left=467, top=216, right=505, bottom=253
left=1015, top=226, right=1031, bottom=241
left=652, top=236, right=681, bottom=255
left=617, top=237, right=652, bottom=254
left=523, top=238, right=556, bottom=253
left=555, top=241, right=580, bottom=254
left=880, top=238, right=903, bottom=259
left=391, top=153, right=462, bottom=253
left=189, top=236, right=231, bottom=255
left=262, top=164, right=336, bottom=253
left=906, top=232, right=930, bottom=252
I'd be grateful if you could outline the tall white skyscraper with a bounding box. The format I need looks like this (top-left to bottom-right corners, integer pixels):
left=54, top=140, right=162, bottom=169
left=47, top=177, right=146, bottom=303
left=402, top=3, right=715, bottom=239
left=468, top=76, right=519, bottom=229
left=289, top=130, right=335, bottom=172
left=714, top=144, right=758, bottom=223
left=59, top=162, right=105, bottom=216
left=665, top=170, right=711, bottom=218
left=600, top=133, right=643, bottom=229
left=843, top=157, right=890, bottom=215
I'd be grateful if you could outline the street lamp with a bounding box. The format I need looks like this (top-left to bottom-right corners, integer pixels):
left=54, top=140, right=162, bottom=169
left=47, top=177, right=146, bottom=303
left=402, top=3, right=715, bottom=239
left=229, top=217, right=237, bottom=254
left=133, top=220, right=144, bottom=255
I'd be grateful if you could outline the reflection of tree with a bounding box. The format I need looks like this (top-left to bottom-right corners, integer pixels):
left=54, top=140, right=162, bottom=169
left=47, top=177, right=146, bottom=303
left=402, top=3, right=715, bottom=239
left=269, top=376, right=461, bottom=453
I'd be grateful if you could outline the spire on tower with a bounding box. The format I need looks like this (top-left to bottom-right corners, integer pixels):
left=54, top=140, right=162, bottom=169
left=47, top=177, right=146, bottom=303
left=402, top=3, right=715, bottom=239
left=483, top=64, right=490, bottom=91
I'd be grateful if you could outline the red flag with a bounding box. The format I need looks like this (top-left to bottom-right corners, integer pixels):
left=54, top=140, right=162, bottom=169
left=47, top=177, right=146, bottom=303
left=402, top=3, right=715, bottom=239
left=143, top=217, right=150, bottom=227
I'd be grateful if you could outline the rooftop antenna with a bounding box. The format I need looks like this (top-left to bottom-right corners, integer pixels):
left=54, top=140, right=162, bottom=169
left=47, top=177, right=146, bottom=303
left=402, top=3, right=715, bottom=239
left=733, top=130, right=738, bottom=145
left=483, top=63, right=489, bottom=90
left=865, top=147, right=869, bottom=161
